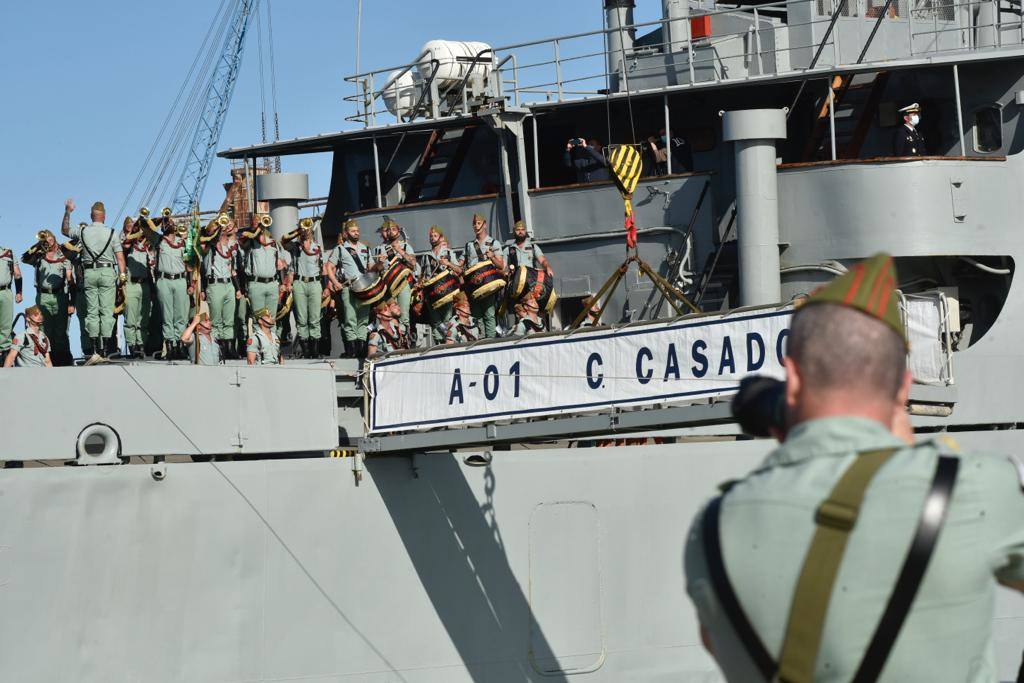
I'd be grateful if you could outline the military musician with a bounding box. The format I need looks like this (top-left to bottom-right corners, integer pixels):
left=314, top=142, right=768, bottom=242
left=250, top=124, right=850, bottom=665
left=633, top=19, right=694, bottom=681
left=181, top=310, right=221, bottom=366
left=22, top=229, right=74, bottom=365
left=371, top=219, right=417, bottom=328
left=461, top=213, right=505, bottom=338
left=366, top=298, right=410, bottom=357
left=419, top=225, right=462, bottom=343
left=282, top=218, right=323, bottom=358
left=199, top=215, right=242, bottom=359
left=240, top=216, right=286, bottom=320
left=508, top=293, right=545, bottom=337
left=120, top=216, right=154, bottom=359
left=61, top=199, right=127, bottom=358
left=246, top=306, right=282, bottom=366
left=0, top=238, right=22, bottom=359
left=325, top=218, right=371, bottom=359
left=440, top=291, right=481, bottom=345
left=504, top=219, right=553, bottom=277
left=138, top=208, right=190, bottom=360
left=3, top=305, right=51, bottom=368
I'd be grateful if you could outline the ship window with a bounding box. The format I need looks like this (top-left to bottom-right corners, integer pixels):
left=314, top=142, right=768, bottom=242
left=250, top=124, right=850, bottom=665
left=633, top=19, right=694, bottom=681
left=973, top=107, right=1002, bottom=153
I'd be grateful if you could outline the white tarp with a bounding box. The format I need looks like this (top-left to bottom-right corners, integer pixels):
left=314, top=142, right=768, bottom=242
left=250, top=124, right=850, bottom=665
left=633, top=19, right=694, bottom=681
left=903, top=293, right=951, bottom=385
left=368, top=307, right=792, bottom=433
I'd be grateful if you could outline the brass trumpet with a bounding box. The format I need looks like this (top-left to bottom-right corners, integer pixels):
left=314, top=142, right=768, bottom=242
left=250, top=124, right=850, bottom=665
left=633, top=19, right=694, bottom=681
left=217, top=213, right=230, bottom=227
left=21, top=230, right=50, bottom=261
left=259, top=214, right=273, bottom=228
left=300, top=217, right=314, bottom=230
left=140, top=207, right=150, bottom=218
left=162, top=207, right=172, bottom=218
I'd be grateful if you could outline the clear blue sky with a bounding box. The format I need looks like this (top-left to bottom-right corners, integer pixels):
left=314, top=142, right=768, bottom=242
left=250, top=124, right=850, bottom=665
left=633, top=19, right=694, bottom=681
left=0, top=0, right=663, bottom=297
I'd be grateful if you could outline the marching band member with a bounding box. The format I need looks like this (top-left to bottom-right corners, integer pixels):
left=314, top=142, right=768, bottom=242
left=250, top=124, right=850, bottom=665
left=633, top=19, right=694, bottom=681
left=121, top=217, right=154, bottom=359
left=325, top=218, right=371, bottom=359
left=22, top=229, right=74, bottom=364
left=371, top=219, right=418, bottom=328
left=460, top=213, right=505, bottom=338
left=283, top=219, right=323, bottom=358
left=200, top=216, right=242, bottom=359
left=419, top=225, right=462, bottom=344
left=3, top=305, right=52, bottom=368
left=140, top=209, right=190, bottom=359
left=366, top=298, right=410, bottom=357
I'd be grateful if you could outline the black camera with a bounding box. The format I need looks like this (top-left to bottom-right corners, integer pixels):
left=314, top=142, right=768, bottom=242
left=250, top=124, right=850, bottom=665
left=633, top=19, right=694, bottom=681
left=570, top=137, right=586, bottom=147
left=731, top=375, right=787, bottom=437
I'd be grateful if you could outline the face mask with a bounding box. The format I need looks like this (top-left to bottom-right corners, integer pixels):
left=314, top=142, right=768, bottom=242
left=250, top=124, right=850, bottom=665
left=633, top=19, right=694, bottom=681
left=909, top=114, right=920, bottom=126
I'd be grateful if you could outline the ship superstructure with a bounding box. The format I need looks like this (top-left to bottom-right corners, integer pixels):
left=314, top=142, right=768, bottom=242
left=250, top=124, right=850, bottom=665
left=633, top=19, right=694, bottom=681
left=3, top=1, right=1024, bottom=680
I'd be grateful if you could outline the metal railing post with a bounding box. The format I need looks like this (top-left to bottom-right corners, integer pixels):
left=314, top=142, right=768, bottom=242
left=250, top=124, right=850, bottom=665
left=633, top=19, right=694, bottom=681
left=664, top=94, right=672, bottom=172
left=687, top=17, right=696, bottom=83
left=908, top=0, right=915, bottom=54
left=953, top=64, right=967, bottom=154
left=532, top=115, right=541, bottom=188
left=828, top=83, right=838, bottom=159
left=371, top=135, right=383, bottom=208
left=554, top=39, right=564, bottom=101
left=753, top=7, right=764, bottom=74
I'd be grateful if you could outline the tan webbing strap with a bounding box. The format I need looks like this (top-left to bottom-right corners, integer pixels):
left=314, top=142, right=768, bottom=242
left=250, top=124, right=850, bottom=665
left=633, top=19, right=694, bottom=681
left=776, top=447, right=899, bottom=683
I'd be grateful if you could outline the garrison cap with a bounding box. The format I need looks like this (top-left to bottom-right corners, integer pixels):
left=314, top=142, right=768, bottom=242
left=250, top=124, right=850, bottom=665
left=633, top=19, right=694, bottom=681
left=513, top=220, right=526, bottom=230
left=379, top=218, right=398, bottom=233
left=428, top=224, right=445, bottom=237
left=91, top=201, right=106, bottom=213
left=800, top=252, right=907, bottom=347
left=252, top=307, right=272, bottom=321
left=343, top=218, right=359, bottom=230
left=25, top=305, right=43, bottom=319
left=472, top=213, right=486, bottom=223
left=898, top=102, right=921, bottom=114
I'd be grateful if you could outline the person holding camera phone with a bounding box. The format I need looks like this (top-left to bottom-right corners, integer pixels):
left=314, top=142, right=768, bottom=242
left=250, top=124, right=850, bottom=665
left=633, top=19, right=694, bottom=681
left=563, top=137, right=610, bottom=183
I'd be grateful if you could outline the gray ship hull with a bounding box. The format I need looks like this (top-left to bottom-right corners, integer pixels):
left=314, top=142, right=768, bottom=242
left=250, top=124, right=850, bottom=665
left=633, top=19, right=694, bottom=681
left=2, top=438, right=1022, bottom=681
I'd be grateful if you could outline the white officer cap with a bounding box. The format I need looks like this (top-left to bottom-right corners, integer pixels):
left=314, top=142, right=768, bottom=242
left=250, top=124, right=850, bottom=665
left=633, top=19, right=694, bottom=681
left=898, top=102, right=921, bottom=114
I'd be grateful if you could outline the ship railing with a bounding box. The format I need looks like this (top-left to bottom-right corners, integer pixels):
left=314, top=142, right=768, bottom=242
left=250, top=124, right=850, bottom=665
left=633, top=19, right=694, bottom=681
left=343, top=0, right=1014, bottom=128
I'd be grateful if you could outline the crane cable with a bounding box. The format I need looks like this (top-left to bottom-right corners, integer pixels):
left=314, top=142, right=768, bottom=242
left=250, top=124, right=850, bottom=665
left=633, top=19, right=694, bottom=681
left=266, top=0, right=282, bottom=171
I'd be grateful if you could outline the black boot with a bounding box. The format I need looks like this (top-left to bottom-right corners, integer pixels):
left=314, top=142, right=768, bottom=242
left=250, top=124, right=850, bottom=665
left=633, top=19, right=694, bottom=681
left=163, top=341, right=174, bottom=361
left=340, top=340, right=352, bottom=359
left=91, top=338, right=104, bottom=358
left=355, top=340, right=367, bottom=361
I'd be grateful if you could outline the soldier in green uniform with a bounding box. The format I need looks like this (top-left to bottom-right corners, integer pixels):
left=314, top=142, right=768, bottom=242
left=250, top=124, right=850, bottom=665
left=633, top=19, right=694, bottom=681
left=684, top=253, right=1024, bottom=682
left=507, top=294, right=544, bottom=337
left=140, top=212, right=190, bottom=360
left=200, top=218, right=241, bottom=359
left=242, top=221, right=285, bottom=319
left=0, top=241, right=24, bottom=357
left=371, top=219, right=417, bottom=329
left=325, top=219, right=371, bottom=359
left=366, top=299, right=410, bottom=357
left=440, top=291, right=481, bottom=344
left=461, top=213, right=505, bottom=338
left=180, top=311, right=221, bottom=366
left=61, top=199, right=127, bottom=358
left=66, top=232, right=89, bottom=356
left=22, top=230, right=74, bottom=365
left=246, top=307, right=282, bottom=366
left=419, top=225, right=462, bottom=344
left=120, top=217, right=154, bottom=359
left=283, top=221, right=324, bottom=358
left=3, top=306, right=51, bottom=368
left=504, top=219, right=553, bottom=276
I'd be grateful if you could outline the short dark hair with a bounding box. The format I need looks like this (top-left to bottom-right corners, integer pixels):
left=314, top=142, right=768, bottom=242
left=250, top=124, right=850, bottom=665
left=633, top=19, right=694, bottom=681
left=788, top=304, right=906, bottom=399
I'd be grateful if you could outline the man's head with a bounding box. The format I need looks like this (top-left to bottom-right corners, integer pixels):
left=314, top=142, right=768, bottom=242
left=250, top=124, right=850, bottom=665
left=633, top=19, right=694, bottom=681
left=588, top=139, right=604, bottom=152
left=900, top=102, right=921, bottom=127
left=91, top=201, right=105, bottom=223
left=453, top=291, right=470, bottom=317
left=253, top=307, right=274, bottom=328
left=122, top=217, right=134, bottom=231
left=379, top=219, right=399, bottom=242
left=513, top=220, right=527, bottom=243
left=223, top=219, right=236, bottom=237
left=784, top=254, right=910, bottom=428
left=471, top=213, right=487, bottom=236
left=197, top=312, right=212, bottom=334
left=388, top=299, right=402, bottom=319
left=375, top=299, right=394, bottom=320
left=343, top=218, right=360, bottom=243
left=428, top=225, right=445, bottom=247
left=39, top=230, right=56, bottom=249
left=25, top=305, right=44, bottom=328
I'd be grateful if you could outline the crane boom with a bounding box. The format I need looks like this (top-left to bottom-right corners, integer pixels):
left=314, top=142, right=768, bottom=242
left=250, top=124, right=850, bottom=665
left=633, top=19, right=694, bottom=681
left=172, top=0, right=260, bottom=214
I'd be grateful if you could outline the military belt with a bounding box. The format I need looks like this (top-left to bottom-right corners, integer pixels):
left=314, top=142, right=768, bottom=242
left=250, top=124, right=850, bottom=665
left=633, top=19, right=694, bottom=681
left=251, top=276, right=276, bottom=283
left=0, top=283, right=9, bottom=290
left=156, top=272, right=185, bottom=280
left=129, top=276, right=150, bottom=284
left=298, top=276, right=319, bottom=282
left=82, top=263, right=112, bottom=270
left=38, top=286, right=65, bottom=294
left=210, top=277, right=232, bottom=284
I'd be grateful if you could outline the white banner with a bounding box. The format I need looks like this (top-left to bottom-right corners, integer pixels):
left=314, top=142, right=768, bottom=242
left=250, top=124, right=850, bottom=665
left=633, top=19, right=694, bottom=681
left=368, top=307, right=793, bottom=433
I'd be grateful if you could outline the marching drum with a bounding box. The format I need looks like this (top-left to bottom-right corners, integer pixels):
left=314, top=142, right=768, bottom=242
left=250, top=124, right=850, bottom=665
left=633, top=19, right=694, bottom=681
left=422, top=269, right=460, bottom=310
left=463, top=259, right=506, bottom=300
left=382, top=256, right=413, bottom=296
left=350, top=272, right=387, bottom=307
left=507, top=265, right=558, bottom=313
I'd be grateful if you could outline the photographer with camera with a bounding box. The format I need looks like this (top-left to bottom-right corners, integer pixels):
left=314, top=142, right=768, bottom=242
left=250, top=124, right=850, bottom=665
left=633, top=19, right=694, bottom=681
left=563, top=137, right=610, bottom=184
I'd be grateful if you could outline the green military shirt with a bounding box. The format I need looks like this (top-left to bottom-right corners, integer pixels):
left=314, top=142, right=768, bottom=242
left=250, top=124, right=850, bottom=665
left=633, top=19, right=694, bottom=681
left=123, top=238, right=153, bottom=280
left=189, top=333, right=221, bottom=366
left=35, top=252, right=71, bottom=291
left=421, top=246, right=456, bottom=279
left=0, top=247, right=15, bottom=286
left=68, top=222, right=121, bottom=266
left=247, top=326, right=280, bottom=365
left=291, top=240, right=323, bottom=278
left=373, top=239, right=419, bottom=277
left=504, top=238, right=545, bottom=269
left=10, top=329, right=49, bottom=367
left=462, top=236, right=504, bottom=268
left=203, top=240, right=237, bottom=280
left=367, top=320, right=408, bottom=355
left=245, top=240, right=280, bottom=279
left=329, top=242, right=371, bottom=281
left=684, top=416, right=1024, bottom=682
left=154, top=234, right=187, bottom=275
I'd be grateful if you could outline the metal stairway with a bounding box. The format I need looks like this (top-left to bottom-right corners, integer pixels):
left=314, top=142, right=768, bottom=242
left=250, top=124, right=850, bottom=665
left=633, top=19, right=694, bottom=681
left=802, top=71, right=890, bottom=161
left=695, top=240, right=739, bottom=312
left=404, top=126, right=478, bottom=202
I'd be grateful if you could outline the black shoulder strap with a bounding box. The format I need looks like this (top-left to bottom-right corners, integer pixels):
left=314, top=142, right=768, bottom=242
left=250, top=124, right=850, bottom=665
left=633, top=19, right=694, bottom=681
left=702, top=496, right=777, bottom=679
left=851, top=455, right=959, bottom=682
left=344, top=245, right=366, bottom=274
left=703, top=454, right=960, bottom=683
left=81, top=227, right=114, bottom=266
